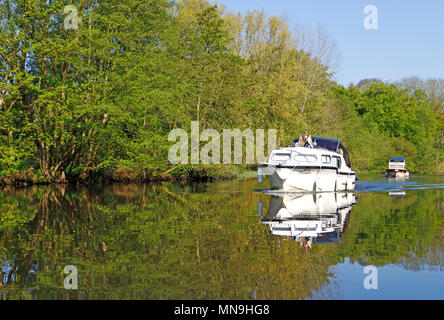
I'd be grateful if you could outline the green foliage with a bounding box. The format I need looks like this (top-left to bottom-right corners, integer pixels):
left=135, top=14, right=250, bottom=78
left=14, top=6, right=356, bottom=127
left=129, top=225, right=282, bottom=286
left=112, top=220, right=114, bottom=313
left=334, top=83, right=441, bottom=173
left=0, top=0, right=442, bottom=184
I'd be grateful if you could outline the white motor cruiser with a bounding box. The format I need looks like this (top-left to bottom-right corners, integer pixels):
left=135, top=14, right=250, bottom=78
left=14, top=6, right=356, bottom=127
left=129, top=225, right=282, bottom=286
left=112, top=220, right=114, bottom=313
left=259, top=137, right=357, bottom=192
left=385, top=157, right=410, bottom=179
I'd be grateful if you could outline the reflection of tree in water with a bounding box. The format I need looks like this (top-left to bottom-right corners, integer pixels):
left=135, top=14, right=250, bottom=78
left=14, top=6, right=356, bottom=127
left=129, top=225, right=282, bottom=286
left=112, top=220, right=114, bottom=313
left=394, top=198, right=444, bottom=272
left=0, top=182, right=337, bottom=299
left=0, top=181, right=443, bottom=300
left=338, top=191, right=444, bottom=268
left=308, top=276, right=344, bottom=300
left=0, top=185, right=101, bottom=299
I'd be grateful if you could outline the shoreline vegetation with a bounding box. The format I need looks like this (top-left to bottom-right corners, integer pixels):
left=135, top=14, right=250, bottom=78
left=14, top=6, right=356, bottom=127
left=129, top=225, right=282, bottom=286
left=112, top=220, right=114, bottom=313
left=1, top=166, right=442, bottom=187
left=1, top=0, right=443, bottom=187
left=0, top=165, right=250, bottom=186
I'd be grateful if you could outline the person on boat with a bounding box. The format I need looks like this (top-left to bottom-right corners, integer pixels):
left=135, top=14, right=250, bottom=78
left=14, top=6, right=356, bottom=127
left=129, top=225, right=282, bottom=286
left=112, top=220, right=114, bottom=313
left=293, top=135, right=304, bottom=147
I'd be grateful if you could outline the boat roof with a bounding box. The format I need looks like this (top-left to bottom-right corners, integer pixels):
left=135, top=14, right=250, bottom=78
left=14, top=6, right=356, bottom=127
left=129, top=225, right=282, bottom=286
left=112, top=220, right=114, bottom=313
left=292, top=137, right=352, bottom=167
left=312, top=137, right=341, bottom=153
left=294, top=136, right=341, bottom=143
left=390, top=157, right=405, bottom=161
left=313, top=137, right=340, bottom=143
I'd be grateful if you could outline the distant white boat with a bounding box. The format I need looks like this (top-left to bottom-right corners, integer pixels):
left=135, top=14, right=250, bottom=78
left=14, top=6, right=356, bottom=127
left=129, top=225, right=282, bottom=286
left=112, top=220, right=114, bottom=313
left=259, top=137, right=356, bottom=192
left=385, top=157, right=410, bottom=179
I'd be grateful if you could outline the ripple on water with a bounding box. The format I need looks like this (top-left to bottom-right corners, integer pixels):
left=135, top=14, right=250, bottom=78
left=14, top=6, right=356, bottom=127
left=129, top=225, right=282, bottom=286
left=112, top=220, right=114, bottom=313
left=355, top=175, right=444, bottom=193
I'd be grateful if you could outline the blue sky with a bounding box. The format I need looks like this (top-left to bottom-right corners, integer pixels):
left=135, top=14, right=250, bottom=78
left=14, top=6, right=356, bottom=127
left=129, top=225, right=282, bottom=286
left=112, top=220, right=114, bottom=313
left=326, top=260, right=444, bottom=300
left=218, top=0, right=444, bottom=86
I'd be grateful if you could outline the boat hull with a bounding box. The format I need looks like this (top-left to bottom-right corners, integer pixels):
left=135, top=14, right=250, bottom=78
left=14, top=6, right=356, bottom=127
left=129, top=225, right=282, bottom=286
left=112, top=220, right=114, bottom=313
left=268, top=167, right=356, bottom=192
left=385, top=169, right=410, bottom=179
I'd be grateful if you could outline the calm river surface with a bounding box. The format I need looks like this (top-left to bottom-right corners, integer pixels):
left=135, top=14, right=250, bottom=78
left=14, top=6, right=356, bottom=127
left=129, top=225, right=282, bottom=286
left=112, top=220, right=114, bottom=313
left=1, top=175, right=443, bottom=300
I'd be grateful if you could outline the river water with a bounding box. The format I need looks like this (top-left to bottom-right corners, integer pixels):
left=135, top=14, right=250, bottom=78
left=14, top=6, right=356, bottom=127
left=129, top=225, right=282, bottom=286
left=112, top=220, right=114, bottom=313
left=0, top=175, right=443, bottom=300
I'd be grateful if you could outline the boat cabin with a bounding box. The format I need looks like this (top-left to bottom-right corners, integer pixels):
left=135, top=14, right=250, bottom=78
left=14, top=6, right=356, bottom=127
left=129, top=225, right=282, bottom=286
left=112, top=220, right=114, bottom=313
left=293, top=137, right=352, bottom=169
left=264, top=136, right=357, bottom=192
left=388, top=157, right=406, bottom=170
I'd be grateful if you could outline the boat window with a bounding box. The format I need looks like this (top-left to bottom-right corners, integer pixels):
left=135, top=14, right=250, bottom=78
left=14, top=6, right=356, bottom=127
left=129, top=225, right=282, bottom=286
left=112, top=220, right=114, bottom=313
left=272, top=153, right=291, bottom=162
left=294, top=227, right=317, bottom=231
left=321, top=155, right=331, bottom=164
left=332, top=156, right=341, bottom=168
left=294, top=155, right=317, bottom=163
left=273, top=226, right=291, bottom=232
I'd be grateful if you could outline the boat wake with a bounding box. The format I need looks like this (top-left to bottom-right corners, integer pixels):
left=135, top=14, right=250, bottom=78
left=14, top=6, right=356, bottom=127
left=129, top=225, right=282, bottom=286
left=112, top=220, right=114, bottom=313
left=257, top=175, right=444, bottom=195
left=355, top=176, right=444, bottom=194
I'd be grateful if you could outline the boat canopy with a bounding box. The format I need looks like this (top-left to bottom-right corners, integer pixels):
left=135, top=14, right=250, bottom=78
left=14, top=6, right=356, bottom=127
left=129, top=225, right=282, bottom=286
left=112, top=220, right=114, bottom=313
left=390, top=157, right=405, bottom=162
left=292, top=137, right=352, bottom=168
left=313, top=137, right=352, bottom=168
left=313, top=230, right=341, bottom=244
left=312, top=137, right=340, bottom=153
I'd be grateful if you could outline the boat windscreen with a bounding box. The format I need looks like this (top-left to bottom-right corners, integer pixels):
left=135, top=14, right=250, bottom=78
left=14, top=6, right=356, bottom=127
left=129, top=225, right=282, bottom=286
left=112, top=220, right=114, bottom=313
left=339, top=144, right=351, bottom=168
left=313, top=138, right=339, bottom=153
left=313, top=231, right=340, bottom=244
left=390, top=158, right=405, bottom=162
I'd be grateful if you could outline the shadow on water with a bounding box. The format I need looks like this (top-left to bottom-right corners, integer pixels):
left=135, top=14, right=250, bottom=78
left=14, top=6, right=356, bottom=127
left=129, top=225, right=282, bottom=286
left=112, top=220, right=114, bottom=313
left=0, top=175, right=443, bottom=300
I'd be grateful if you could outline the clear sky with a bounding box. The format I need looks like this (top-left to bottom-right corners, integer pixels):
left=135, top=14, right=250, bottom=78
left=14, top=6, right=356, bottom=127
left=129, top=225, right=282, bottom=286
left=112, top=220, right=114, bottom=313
left=218, top=0, right=444, bottom=86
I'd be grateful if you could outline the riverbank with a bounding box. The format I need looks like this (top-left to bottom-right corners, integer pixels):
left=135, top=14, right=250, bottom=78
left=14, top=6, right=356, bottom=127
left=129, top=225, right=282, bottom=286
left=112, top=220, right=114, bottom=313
left=1, top=164, right=442, bottom=187
left=0, top=165, right=256, bottom=186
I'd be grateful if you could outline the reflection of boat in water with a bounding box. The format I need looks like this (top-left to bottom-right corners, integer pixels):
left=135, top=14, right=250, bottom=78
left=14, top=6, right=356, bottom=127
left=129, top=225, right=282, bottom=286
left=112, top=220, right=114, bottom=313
left=261, top=192, right=356, bottom=245
left=259, top=137, right=356, bottom=192
left=387, top=177, right=408, bottom=183
left=386, top=157, right=410, bottom=179
left=389, top=191, right=406, bottom=198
